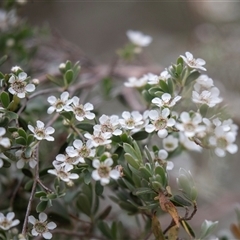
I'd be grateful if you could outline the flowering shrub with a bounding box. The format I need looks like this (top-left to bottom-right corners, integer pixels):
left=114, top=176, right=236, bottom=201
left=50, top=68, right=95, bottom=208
left=0, top=1, right=239, bottom=240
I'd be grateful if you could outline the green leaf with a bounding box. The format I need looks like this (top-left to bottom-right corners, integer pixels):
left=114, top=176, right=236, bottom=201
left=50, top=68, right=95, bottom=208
left=171, top=195, right=192, bottom=207
left=177, top=56, right=183, bottom=65
left=0, top=91, right=10, bottom=108
left=98, top=221, right=113, bottom=239
left=27, top=134, right=35, bottom=145
left=36, top=201, right=48, bottom=213
left=124, top=153, right=139, bottom=169
left=139, top=166, right=152, bottom=181
left=1, top=158, right=11, bottom=168
left=159, top=80, right=169, bottom=93
left=65, top=60, right=72, bottom=70
left=64, top=69, right=74, bottom=85
left=142, top=89, right=154, bottom=102
left=15, top=136, right=26, bottom=145
left=148, top=87, right=163, bottom=96
left=35, top=191, right=47, bottom=198
left=167, top=78, right=173, bottom=94
left=200, top=104, right=209, bottom=117
left=199, top=220, right=218, bottom=239
left=95, top=181, right=104, bottom=196
left=47, top=193, right=57, bottom=200
left=76, top=123, right=94, bottom=133
left=123, top=143, right=139, bottom=161
left=24, top=180, right=33, bottom=191
left=98, top=206, right=112, bottom=220
left=181, top=220, right=195, bottom=238
left=131, top=131, right=149, bottom=141
left=185, top=71, right=200, bottom=86
left=155, top=166, right=167, bottom=187
left=0, top=55, right=8, bottom=66
left=18, top=128, right=27, bottom=139
left=77, top=194, right=91, bottom=217
left=118, top=201, right=138, bottom=213
left=83, top=171, right=92, bottom=185
left=22, top=168, right=33, bottom=178
left=133, top=187, right=155, bottom=196
left=3, top=151, right=17, bottom=161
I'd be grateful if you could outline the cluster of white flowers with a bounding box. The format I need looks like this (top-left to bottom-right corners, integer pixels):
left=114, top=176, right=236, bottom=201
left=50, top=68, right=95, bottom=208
left=126, top=30, right=152, bottom=47
left=16, top=148, right=37, bottom=169
left=0, top=212, right=19, bottom=231
left=192, top=75, right=222, bottom=107
left=124, top=70, right=171, bottom=88
left=8, top=72, right=36, bottom=99
left=47, top=92, right=95, bottom=122
left=28, top=212, right=56, bottom=239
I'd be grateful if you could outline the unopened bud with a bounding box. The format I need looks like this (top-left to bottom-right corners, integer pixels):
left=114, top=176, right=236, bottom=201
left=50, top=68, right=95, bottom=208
left=32, top=78, right=39, bottom=85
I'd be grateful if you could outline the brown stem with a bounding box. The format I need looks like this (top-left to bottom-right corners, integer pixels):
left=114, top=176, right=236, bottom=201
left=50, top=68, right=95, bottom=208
left=21, top=144, right=40, bottom=236
left=37, top=179, right=52, bottom=193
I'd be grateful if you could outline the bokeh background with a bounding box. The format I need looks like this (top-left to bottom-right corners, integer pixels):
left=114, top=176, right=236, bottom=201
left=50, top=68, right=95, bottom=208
left=16, top=1, right=240, bottom=238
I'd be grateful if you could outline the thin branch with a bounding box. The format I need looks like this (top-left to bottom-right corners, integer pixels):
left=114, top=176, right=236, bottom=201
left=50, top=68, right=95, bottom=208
left=70, top=124, right=85, bottom=141
left=29, top=87, right=61, bottom=99
left=10, top=177, right=23, bottom=209
left=21, top=144, right=40, bottom=236
left=37, top=179, right=52, bottom=193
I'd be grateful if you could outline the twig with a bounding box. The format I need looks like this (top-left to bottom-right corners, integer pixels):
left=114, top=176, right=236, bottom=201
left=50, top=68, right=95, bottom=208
left=10, top=177, right=23, bottom=209
left=70, top=124, right=85, bottom=142
left=21, top=144, right=40, bottom=236
left=37, top=179, right=52, bottom=193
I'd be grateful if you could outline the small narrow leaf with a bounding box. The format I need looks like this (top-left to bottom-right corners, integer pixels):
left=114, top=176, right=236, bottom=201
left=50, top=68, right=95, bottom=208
left=0, top=91, right=10, bottom=108
left=185, top=71, right=200, bottom=86
left=124, top=153, right=139, bottom=169
left=36, top=201, right=48, bottom=213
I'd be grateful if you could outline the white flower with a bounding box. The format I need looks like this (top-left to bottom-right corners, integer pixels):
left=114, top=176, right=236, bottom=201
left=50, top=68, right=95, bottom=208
left=192, top=87, right=222, bottom=107
left=194, top=75, right=214, bottom=91
left=124, top=75, right=148, bottom=88
left=0, top=127, right=11, bottom=148
left=213, top=118, right=238, bottom=135
left=84, top=130, right=112, bottom=147
left=8, top=72, right=35, bottom=98
left=163, top=135, right=179, bottom=152
left=209, top=126, right=238, bottom=157
left=126, top=30, right=152, bottom=47
left=92, top=158, right=120, bottom=185
left=72, top=139, right=96, bottom=163
left=180, top=52, right=206, bottom=71
left=155, top=150, right=174, bottom=171
left=28, top=121, right=55, bottom=141
left=94, top=114, right=122, bottom=136
left=0, top=212, right=20, bottom=230
left=52, top=153, right=79, bottom=168
left=69, top=96, right=95, bottom=121
left=16, top=148, right=37, bottom=169
left=146, top=73, right=159, bottom=85
left=179, top=132, right=202, bottom=152
left=152, top=93, right=181, bottom=108
left=48, top=164, right=79, bottom=182
left=119, top=111, right=144, bottom=130
left=47, top=91, right=73, bottom=114
left=28, top=212, right=56, bottom=239
left=145, top=109, right=175, bottom=138
left=11, top=66, right=22, bottom=73
left=175, top=112, right=206, bottom=138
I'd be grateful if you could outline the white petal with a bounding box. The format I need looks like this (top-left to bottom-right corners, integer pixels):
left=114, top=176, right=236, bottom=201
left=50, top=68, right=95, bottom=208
left=43, top=232, right=52, bottom=239
left=105, top=158, right=113, bottom=167
left=45, top=136, right=54, bottom=141
left=69, top=173, right=79, bottom=179
left=47, top=106, right=56, bottom=114
left=162, top=108, right=170, bottom=118
left=149, top=110, right=159, bottom=120
left=162, top=93, right=171, bottom=102
left=85, top=112, right=95, bottom=120
left=18, top=72, right=27, bottom=80
left=0, top=127, right=6, bottom=136
left=32, top=229, right=39, bottom=236
left=100, top=178, right=110, bottom=185
left=8, top=87, right=16, bottom=95
left=17, top=92, right=26, bottom=98
left=92, top=170, right=100, bottom=180
left=158, top=149, right=168, bottom=159
left=215, top=148, right=226, bottom=157
left=16, top=159, right=25, bottom=169
left=180, top=112, right=190, bottom=123
left=28, top=215, right=36, bottom=224
left=109, top=169, right=120, bottom=179
left=84, top=102, right=94, bottom=111
left=37, top=121, right=44, bottom=128
left=25, top=84, right=35, bottom=92
left=45, top=127, right=55, bottom=134
left=92, top=159, right=100, bottom=168
left=28, top=125, right=35, bottom=133
left=145, top=124, right=155, bottom=133
left=166, top=161, right=174, bottom=170
left=185, top=52, right=193, bottom=59
left=29, top=160, right=37, bottom=168
left=113, top=129, right=122, bottom=136
left=47, top=222, right=57, bottom=230
left=152, top=97, right=162, bottom=107
left=47, top=96, right=57, bottom=104
left=6, top=212, right=14, bottom=221
left=167, top=118, right=175, bottom=127
left=122, top=111, right=131, bottom=119
left=61, top=91, right=69, bottom=101
left=39, top=212, right=47, bottom=222
left=0, top=138, right=10, bottom=148
left=226, top=144, right=238, bottom=154
left=11, top=219, right=20, bottom=227
left=157, top=129, right=168, bottom=138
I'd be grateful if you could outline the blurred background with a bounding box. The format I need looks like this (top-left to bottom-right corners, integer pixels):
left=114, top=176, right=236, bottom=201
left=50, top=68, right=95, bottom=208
left=14, top=0, right=240, bottom=238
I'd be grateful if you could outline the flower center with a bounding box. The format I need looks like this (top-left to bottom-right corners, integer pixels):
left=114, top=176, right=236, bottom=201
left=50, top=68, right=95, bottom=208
left=66, top=156, right=78, bottom=164
left=184, top=123, right=195, bottom=132
left=217, top=137, right=228, bottom=149
left=154, top=118, right=167, bottom=130
left=98, top=165, right=110, bottom=178
left=74, top=105, right=85, bottom=117
left=35, top=129, right=46, bottom=138
left=93, top=136, right=104, bottom=144
left=55, top=100, right=64, bottom=109
left=79, top=146, right=90, bottom=157
left=58, top=170, right=69, bottom=179
left=35, top=222, right=47, bottom=234
left=101, top=123, right=113, bottom=133
left=125, top=118, right=135, bottom=127
left=1, top=218, right=10, bottom=228
left=12, top=80, right=26, bottom=93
